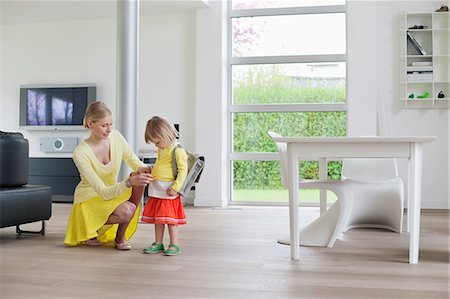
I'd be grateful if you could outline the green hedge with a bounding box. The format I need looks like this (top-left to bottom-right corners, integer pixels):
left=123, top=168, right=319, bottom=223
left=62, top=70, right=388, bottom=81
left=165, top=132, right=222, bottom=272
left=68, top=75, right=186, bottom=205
left=232, top=67, right=346, bottom=189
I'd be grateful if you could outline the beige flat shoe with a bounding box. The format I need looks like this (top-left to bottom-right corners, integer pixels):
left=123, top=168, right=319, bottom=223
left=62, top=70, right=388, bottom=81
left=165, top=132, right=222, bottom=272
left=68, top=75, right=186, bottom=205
left=86, top=239, right=102, bottom=247
left=114, top=241, right=131, bottom=250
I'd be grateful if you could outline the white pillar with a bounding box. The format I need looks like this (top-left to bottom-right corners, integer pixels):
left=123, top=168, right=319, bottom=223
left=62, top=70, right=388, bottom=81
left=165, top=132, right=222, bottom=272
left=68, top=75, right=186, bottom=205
left=116, top=0, right=139, bottom=151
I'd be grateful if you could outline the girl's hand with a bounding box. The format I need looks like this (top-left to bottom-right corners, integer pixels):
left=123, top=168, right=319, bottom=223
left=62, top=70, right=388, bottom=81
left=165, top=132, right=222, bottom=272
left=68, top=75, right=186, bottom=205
left=166, top=187, right=178, bottom=197
left=129, top=172, right=153, bottom=186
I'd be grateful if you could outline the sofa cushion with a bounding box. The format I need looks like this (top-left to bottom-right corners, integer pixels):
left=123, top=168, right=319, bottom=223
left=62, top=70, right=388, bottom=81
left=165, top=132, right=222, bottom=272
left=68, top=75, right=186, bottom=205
left=0, top=131, right=29, bottom=187
left=0, top=185, right=52, bottom=228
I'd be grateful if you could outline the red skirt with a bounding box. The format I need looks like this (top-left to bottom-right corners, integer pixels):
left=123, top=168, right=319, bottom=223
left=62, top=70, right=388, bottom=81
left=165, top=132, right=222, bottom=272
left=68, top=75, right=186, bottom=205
left=141, top=196, right=186, bottom=225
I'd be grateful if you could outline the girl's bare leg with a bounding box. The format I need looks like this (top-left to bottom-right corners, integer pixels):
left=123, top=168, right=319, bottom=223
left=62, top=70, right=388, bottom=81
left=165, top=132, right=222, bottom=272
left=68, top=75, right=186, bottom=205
left=155, top=224, right=165, bottom=244
left=167, top=224, right=179, bottom=249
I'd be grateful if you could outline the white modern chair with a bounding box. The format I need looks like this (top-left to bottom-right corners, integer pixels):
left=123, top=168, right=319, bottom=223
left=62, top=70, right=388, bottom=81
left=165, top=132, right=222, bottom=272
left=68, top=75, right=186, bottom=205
left=268, top=131, right=404, bottom=247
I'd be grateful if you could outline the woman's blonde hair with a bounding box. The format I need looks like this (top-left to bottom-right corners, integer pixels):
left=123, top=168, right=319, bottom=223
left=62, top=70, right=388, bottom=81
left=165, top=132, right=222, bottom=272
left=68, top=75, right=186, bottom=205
left=145, top=116, right=178, bottom=144
left=83, top=101, right=112, bottom=129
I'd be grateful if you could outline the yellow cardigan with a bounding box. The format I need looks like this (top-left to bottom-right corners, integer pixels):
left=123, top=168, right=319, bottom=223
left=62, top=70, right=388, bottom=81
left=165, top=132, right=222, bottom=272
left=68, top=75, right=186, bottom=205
left=151, top=143, right=188, bottom=193
left=72, top=129, right=144, bottom=204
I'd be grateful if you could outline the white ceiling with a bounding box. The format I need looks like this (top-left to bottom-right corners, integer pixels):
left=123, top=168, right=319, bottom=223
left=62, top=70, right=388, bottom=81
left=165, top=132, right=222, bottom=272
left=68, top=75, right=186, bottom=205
left=0, top=0, right=209, bottom=25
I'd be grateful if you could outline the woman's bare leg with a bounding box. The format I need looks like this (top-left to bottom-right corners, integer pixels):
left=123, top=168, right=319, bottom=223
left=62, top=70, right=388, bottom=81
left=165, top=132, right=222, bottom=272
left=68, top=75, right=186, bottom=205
left=90, top=186, right=146, bottom=246
left=103, top=201, right=135, bottom=244
left=105, top=201, right=135, bottom=224
left=129, top=185, right=145, bottom=207
left=117, top=186, right=145, bottom=243
left=113, top=186, right=145, bottom=244
left=106, top=185, right=145, bottom=224
left=115, top=212, right=133, bottom=244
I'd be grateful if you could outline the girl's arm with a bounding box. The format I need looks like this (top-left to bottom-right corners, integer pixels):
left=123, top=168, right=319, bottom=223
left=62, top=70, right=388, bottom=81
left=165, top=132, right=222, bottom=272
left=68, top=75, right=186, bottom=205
left=170, top=147, right=189, bottom=193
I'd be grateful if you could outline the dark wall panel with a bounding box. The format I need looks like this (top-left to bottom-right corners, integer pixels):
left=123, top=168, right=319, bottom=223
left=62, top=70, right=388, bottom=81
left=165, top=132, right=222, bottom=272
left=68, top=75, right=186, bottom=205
left=28, top=158, right=79, bottom=202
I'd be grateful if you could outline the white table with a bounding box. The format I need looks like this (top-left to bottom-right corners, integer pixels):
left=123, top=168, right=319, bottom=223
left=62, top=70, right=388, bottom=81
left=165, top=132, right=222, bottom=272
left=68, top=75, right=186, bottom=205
left=271, top=136, right=436, bottom=263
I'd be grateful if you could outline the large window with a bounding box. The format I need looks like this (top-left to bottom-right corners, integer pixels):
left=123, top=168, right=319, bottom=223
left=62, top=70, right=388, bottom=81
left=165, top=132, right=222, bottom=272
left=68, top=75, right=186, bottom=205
left=228, top=1, right=347, bottom=205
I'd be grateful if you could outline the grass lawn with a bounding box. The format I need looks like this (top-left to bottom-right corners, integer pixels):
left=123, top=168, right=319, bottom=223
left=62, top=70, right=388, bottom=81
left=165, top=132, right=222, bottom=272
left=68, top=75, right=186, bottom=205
left=233, top=189, right=337, bottom=204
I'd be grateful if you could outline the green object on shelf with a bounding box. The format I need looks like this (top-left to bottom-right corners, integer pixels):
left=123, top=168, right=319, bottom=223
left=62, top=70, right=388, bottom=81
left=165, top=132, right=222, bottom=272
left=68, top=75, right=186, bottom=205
left=417, top=91, right=430, bottom=99
left=408, top=93, right=415, bottom=99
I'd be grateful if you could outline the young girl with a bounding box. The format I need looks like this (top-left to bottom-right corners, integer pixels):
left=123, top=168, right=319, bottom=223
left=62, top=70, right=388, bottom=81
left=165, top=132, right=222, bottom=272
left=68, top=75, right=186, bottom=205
left=141, top=116, right=188, bottom=256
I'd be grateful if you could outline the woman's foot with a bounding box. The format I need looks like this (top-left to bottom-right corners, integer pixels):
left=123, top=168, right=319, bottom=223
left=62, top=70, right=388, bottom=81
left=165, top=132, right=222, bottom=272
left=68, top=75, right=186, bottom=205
left=142, top=242, right=165, bottom=254
left=86, top=238, right=102, bottom=247
left=114, top=239, right=131, bottom=250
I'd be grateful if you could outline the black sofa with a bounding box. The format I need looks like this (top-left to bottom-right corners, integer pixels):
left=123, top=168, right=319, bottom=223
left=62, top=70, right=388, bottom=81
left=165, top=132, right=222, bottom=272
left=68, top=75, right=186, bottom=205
left=0, top=131, right=52, bottom=235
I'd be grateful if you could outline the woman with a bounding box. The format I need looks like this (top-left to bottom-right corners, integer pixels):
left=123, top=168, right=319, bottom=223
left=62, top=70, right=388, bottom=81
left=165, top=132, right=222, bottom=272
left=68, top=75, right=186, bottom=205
left=64, top=101, right=153, bottom=249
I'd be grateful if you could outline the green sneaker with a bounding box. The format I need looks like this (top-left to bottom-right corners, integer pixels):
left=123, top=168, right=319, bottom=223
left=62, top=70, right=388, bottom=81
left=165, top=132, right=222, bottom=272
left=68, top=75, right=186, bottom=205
left=142, top=242, right=164, bottom=254
left=163, top=244, right=181, bottom=256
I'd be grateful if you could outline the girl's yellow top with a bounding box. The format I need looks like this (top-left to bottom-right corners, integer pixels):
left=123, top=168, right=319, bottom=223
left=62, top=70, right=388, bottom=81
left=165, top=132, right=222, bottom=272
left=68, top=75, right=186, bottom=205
left=151, top=143, right=188, bottom=192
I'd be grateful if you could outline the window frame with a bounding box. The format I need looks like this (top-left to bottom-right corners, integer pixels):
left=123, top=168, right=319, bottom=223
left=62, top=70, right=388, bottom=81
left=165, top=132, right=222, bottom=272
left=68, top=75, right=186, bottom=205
left=227, top=2, right=347, bottom=206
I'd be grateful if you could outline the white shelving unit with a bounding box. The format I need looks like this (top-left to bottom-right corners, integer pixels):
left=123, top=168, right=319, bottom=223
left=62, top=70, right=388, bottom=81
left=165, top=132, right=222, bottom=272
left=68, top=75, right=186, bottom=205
left=400, top=11, right=450, bottom=108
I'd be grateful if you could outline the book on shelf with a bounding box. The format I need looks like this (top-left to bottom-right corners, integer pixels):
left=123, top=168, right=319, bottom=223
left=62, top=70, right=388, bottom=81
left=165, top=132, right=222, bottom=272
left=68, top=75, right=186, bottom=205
left=407, top=71, right=433, bottom=76
left=406, top=73, right=433, bottom=81
left=406, top=66, right=433, bottom=72
left=407, top=73, right=432, bottom=78
left=411, top=61, right=432, bottom=66
left=407, top=71, right=432, bottom=75
left=407, top=32, right=427, bottom=55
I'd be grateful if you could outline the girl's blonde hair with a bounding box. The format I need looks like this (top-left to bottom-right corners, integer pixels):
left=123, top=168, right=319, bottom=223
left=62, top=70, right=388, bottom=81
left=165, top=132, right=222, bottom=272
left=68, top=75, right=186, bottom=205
left=145, top=116, right=178, bottom=144
left=83, top=101, right=112, bottom=129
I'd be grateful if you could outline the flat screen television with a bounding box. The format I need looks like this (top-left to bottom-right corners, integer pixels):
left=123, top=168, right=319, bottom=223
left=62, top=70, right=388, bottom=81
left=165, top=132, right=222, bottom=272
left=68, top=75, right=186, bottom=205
left=19, top=84, right=96, bottom=131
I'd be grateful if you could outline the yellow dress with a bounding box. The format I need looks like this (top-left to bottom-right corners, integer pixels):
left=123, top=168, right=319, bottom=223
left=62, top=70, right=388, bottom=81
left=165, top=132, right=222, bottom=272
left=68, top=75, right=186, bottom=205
left=64, top=193, right=141, bottom=245
left=64, top=130, right=144, bottom=246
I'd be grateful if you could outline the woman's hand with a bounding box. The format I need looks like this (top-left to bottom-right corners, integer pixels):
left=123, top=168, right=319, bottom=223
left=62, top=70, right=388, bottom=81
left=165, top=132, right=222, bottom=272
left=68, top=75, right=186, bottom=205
left=137, top=165, right=152, bottom=174
left=129, top=165, right=151, bottom=178
left=129, top=172, right=153, bottom=186
left=166, top=187, right=178, bottom=197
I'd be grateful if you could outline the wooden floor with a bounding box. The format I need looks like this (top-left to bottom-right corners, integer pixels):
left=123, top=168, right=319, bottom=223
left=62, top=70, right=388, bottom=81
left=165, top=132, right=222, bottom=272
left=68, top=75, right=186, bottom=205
left=0, top=203, right=449, bottom=298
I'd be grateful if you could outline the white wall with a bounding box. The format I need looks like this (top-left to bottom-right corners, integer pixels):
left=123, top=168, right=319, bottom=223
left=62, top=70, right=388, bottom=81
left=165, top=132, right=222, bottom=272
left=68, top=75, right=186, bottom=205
left=138, top=14, right=196, bottom=152
left=1, top=1, right=448, bottom=208
left=0, top=13, right=196, bottom=157
left=347, top=1, right=449, bottom=209
left=347, top=1, right=378, bottom=136
left=1, top=18, right=116, bottom=153
left=195, top=1, right=228, bottom=206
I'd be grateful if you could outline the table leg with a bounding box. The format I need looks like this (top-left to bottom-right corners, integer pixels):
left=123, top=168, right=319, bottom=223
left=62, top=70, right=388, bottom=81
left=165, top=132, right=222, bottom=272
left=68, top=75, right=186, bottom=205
left=406, top=164, right=411, bottom=233
left=409, top=143, right=423, bottom=264
left=288, top=145, right=300, bottom=260
left=319, top=158, right=327, bottom=215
